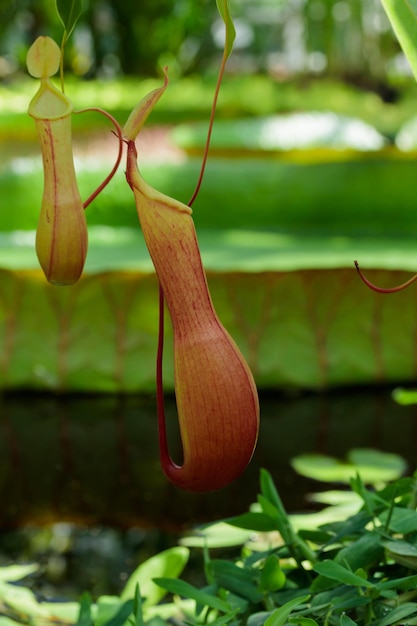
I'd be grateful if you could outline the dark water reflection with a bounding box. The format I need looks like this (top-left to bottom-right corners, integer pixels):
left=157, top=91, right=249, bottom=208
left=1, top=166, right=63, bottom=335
left=0, top=387, right=416, bottom=530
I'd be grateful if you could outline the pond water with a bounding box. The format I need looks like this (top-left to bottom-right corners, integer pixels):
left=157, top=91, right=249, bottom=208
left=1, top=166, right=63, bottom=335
left=0, top=386, right=415, bottom=529
left=0, top=386, right=415, bottom=598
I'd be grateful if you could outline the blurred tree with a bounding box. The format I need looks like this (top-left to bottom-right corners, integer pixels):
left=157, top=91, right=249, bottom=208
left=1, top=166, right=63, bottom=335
left=95, top=0, right=217, bottom=75
left=0, top=0, right=410, bottom=86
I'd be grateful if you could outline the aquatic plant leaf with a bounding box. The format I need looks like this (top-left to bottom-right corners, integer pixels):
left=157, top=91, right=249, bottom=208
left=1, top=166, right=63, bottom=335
left=0, top=581, right=50, bottom=618
left=225, top=511, right=278, bottom=532
left=348, top=449, right=407, bottom=481
left=292, top=449, right=406, bottom=485
left=392, top=387, right=417, bottom=405
left=0, top=564, right=39, bottom=581
left=56, top=0, right=84, bottom=38
left=181, top=522, right=253, bottom=548
left=120, top=547, right=189, bottom=607
left=379, top=0, right=417, bottom=81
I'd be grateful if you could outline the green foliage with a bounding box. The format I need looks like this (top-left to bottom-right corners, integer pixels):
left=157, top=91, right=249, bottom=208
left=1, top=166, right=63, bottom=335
left=2, top=459, right=417, bottom=625
left=55, top=0, right=84, bottom=39
left=215, top=0, right=236, bottom=59
left=379, top=0, right=417, bottom=81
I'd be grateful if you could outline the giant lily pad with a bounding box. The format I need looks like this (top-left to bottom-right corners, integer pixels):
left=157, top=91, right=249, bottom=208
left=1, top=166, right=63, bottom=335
left=1, top=151, right=417, bottom=392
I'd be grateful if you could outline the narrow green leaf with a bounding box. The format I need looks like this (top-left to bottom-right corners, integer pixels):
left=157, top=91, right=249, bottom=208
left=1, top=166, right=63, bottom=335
left=313, top=561, right=374, bottom=588
left=378, top=602, right=417, bottom=626
left=215, top=0, right=236, bottom=58
left=264, top=594, right=311, bottom=626
left=379, top=0, right=417, bottom=81
left=104, top=600, right=134, bottom=626
left=226, top=511, right=278, bottom=532
left=75, top=592, right=93, bottom=626
left=153, top=577, right=231, bottom=613
left=340, top=616, right=359, bottom=626
left=288, top=618, right=319, bottom=626
left=377, top=574, right=417, bottom=591
left=203, top=610, right=240, bottom=626
left=56, top=0, right=84, bottom=38
left=130, top=585, right=145, bottom=626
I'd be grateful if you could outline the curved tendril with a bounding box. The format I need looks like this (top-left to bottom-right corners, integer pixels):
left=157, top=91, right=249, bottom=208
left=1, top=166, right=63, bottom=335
left=187, top=32, right=229, bottom=208
left=74, top=107, right=124, bottom=209
left=354, top=260, right=417, bottom=293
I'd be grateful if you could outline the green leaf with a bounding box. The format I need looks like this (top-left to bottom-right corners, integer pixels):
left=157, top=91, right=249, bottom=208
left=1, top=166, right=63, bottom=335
left=203, top=611, right=240, bottom=626
left=376, top=574, right=417, bottom=591
left=215, top=0, right=236, bottom=59
left=392, top=387, right=417, bottom=405
left=334, top=532, right=383, bottom=571
left=153, top=577, right=231, bottom=613
left=95, top=596, right=123, bottom=625
left=225, top=511, right=278, bottom=532
left=379, top=506, right=417, bottom=534
left=288, top=618, right=319, bottom=626
left=259, top=555, right=286, bottom=593
left=0, top=582, right=49, bottom=618
left=75, top=592, right=94, bottom=626
left=0, top=564, right=39, bottom=582
left=292, top=449, right=406, bottom=485
left=56, top=0, right=84, bottom=38
left=379, top=0, right=417, bottom=81
left=208, top=559, right=263, bottom=603
left=383, top=539, right=417, bottom=569
left=263, top=594, right=311, bottom=626
left=120, top=547, right=189, bottom=607
left=377, top=602, right=417, bottom=626
left=130, top=584, right=144, bottom=626
left=181, top=521, right=253, bottom=548
left=103, top=600, right=134, bottom=626
left=340, top=616, right=359, bottom=626
left=313, top=561, right=374, bottom=588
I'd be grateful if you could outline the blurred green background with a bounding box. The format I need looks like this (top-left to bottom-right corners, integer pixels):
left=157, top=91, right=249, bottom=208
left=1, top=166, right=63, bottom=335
left=0, top=0, right=403, bottom=81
